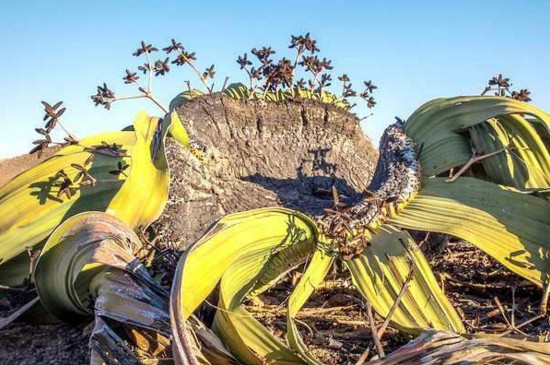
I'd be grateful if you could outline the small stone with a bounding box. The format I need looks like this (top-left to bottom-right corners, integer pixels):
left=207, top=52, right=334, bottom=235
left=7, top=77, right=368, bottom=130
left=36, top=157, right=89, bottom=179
left=328, top=338, right=343, bottom=349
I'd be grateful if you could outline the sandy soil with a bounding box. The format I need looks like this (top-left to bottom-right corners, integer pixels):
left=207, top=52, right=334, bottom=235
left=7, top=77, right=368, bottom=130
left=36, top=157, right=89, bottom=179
left=0, top=147, right=59, bottom=187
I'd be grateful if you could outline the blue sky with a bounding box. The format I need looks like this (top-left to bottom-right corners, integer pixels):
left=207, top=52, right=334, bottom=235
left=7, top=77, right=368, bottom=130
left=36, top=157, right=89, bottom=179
left=1, top=1, right=549, bottom=158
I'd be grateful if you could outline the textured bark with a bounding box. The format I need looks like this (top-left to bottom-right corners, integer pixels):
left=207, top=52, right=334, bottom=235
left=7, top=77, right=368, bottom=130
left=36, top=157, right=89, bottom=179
left=150, top=94, right=378, bottom=249
left=317, top=120, right=422, bottom=250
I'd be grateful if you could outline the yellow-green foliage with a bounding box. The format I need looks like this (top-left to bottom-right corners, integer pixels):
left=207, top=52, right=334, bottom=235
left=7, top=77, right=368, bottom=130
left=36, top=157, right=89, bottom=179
left=169, top=83, right=351, bottom=112
left=171, top=208, right=463, bottom=365
left=169, top=95, right=550, bottom=365
left=405, top=96, right=550, bottom=181
left=0, top=111, right=178, bottom=286
left=4, top=88, right=550, bottom=365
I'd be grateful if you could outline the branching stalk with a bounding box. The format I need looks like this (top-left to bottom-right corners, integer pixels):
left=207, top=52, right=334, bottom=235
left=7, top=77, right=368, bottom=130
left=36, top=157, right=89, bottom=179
left=176, top=49, right=212, bottom=93
left=447, top=146, right=511, bottom=183
left=366, top=301, right=385, bottom=358
left=144, top=51, right=153, bottom=93
left=111, top=94, right=168, bottom=114
left=56, top=121, right=78, bottom=141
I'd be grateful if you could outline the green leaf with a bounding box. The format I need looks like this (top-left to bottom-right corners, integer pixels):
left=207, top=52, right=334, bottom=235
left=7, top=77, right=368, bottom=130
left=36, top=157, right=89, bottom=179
left=389, top=177, right=550, bottom=287
left=170, top=207, right=318, bottom=365
left=345, top=226, right=464, bottom=334
left=470, top=115, right=550, bottom=189
left=286, top=249, right=333, bottom=365
left=223, top=83, right=252, bottom=100
left=220, top=83, right=350, bottom=109
left=212, top=252, right=305, bottom=365
left=0, top=133, right=131, bottom=286
left=405, top=96, right=550, bottom=176
left=169, top=89, right=205, bottom=111
left=0, top=112, right=172, bottom=286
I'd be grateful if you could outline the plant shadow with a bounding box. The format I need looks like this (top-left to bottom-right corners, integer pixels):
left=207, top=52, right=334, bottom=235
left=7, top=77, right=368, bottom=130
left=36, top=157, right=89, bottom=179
left=241, top=147, right=367, bottom=216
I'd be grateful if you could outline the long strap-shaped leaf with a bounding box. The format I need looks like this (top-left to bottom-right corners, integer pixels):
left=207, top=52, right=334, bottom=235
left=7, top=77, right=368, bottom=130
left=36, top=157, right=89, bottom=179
left=0, top=111, right=173, bottom=286
left=470, top=115, right=550, bottom=189
left=345, top=226, right=465, bottom=334
left=286, top=249, right=333, bottom=365
left=213, top=245, right=307, bottom=364
left=171, top=207, right=318, bottom=365
left=0, top=132, right=133, bottom=285
left=171, top=83, right=352, bottom=110
left=171, top=262, right=238, bottom=365
left=34, top=212, right=168, bottom=321
left=211, top=219, right=319, bottom=364
left=106, top=111, right=171, bottom=228
left=33, top=212, right=179, bottom=364
left=212, top=229, right=319, bottom=364
left=174, top=207, right=318, bottom=318
left=404, top=96, right=550, bottom=176
left=169, top=89, right=205, bottom=112
left=389, top=177, right=550, bottom=287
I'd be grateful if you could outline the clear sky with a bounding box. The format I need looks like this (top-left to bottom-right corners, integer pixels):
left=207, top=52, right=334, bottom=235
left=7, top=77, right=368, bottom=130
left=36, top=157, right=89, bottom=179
left=1, top=1, right=549, bottom=158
